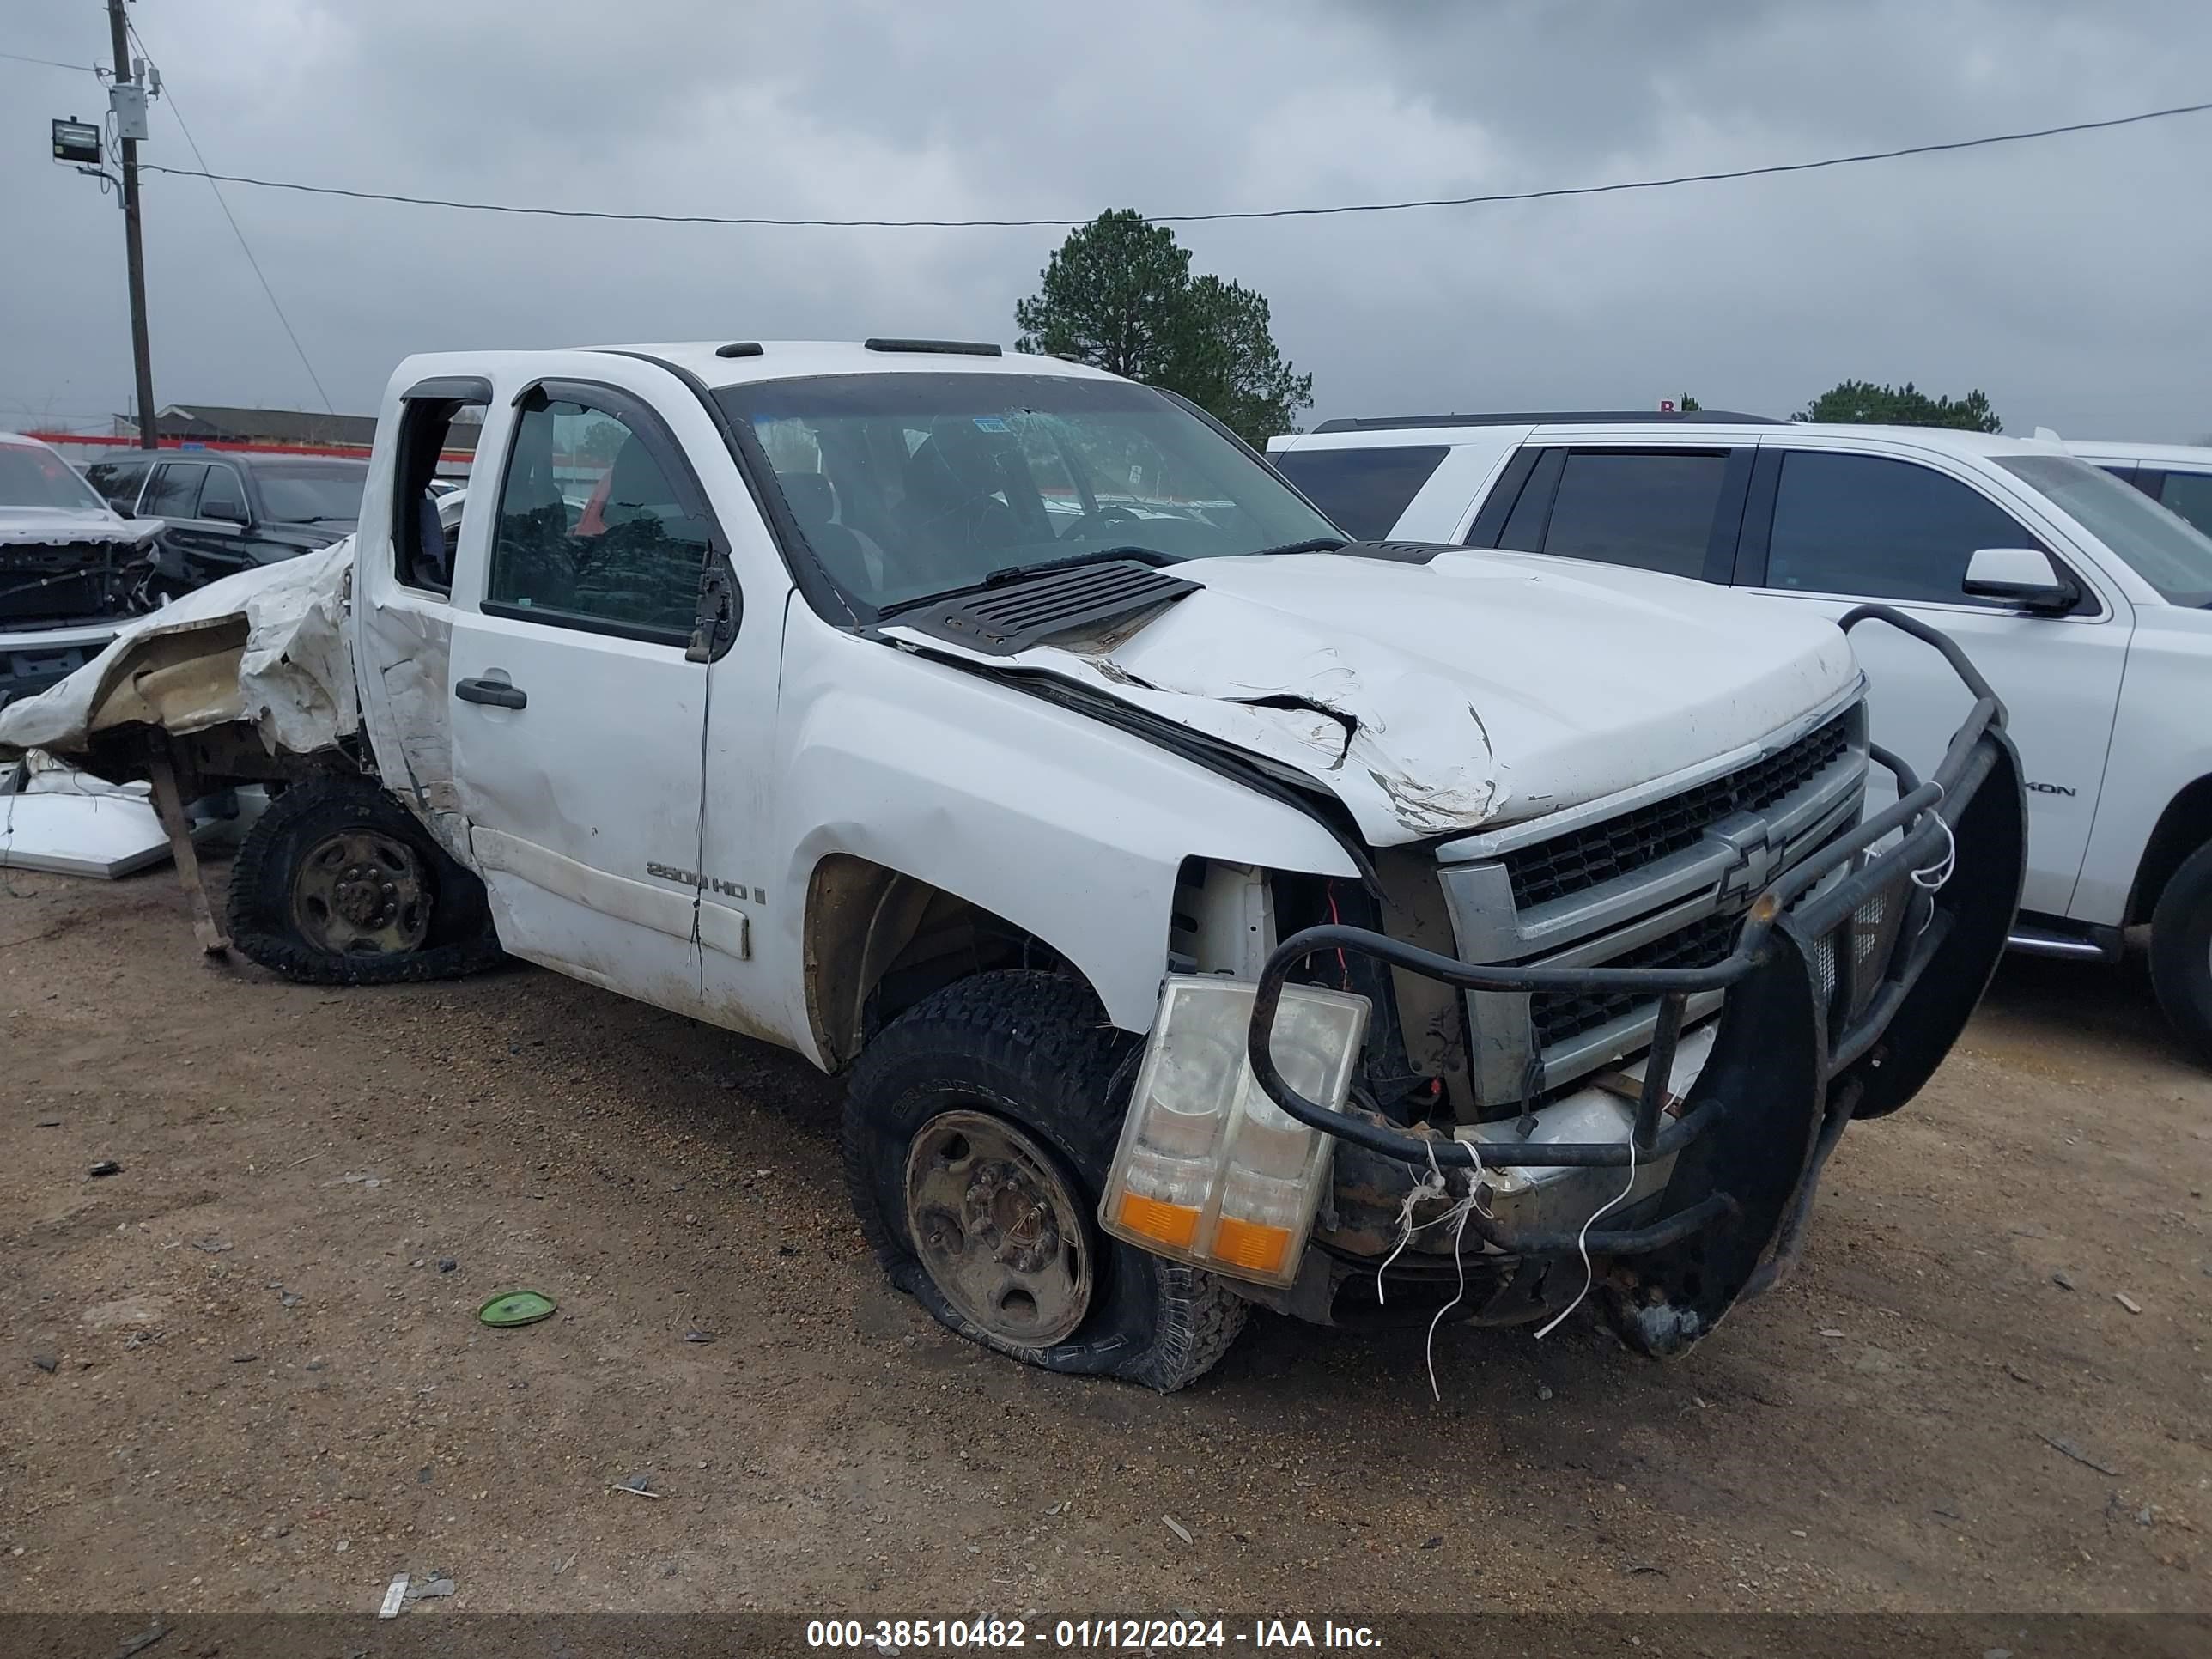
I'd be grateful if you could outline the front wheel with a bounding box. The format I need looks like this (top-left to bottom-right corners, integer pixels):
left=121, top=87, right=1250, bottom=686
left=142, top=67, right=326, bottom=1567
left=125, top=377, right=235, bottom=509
left=2150, top=840, right=2212, bottom=1065
left=841, top=971, right=1248, bottom=1390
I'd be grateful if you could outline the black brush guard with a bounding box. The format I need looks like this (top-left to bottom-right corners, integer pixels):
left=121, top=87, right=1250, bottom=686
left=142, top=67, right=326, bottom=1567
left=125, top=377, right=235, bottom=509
left=1244, top=607, right=2028, bottom=1353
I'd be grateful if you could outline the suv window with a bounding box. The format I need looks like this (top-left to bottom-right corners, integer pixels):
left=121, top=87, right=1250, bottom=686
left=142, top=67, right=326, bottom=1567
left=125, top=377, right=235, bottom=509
left=1993, top=453, right=2212, bottom=607
left=197, top=463, right=248, bottom=522
left=1542, top=450, right=1729, bottom=579
left=1765, top=452, right=2036, bottom=605
left=1268, top=446, right=1448, bottom=541
left=2157, top=470, right=2212, bottom=539
left=487, top=396, right=711, bottom=639
left=83, top=457, right=152, bottom=513
left=140, top=462, right=208, bottom=519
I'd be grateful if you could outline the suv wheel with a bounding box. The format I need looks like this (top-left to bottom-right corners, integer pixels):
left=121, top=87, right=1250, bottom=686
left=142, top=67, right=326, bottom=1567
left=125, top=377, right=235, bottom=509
left=227, top=773, right=505, bottom=986
left=842, top=970, right=1249, bottom=1390
left=2151, top=841, right=2212, bottom=1066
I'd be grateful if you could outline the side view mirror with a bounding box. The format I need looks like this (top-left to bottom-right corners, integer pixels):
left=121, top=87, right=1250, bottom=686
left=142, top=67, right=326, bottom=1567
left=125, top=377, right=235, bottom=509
left=1962, top=546, right=2078, bottom=615
left=201, top=503, right=248, bottom=526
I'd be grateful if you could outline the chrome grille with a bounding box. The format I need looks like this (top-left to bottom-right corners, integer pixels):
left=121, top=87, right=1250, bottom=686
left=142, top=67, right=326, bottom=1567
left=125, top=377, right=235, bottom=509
left=1504, top=715, right=1852, bottom=909
left=1528, top=911, right=1738, bottom=1050
left=1438, top=700, right=1869, bottom=1109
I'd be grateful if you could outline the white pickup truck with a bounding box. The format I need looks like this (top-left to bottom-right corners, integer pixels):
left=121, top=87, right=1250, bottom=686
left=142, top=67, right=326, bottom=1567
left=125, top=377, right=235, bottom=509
left=0, top=342, right=2023, bottom=1389
left=1271, top=413, right=2212, bottom=1060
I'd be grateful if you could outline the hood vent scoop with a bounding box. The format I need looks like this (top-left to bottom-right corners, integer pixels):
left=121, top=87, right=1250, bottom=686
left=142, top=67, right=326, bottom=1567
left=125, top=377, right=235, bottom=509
left=902, top=559, right=1198, bottom=656
left=1334, top=539, right=1455, bottom=564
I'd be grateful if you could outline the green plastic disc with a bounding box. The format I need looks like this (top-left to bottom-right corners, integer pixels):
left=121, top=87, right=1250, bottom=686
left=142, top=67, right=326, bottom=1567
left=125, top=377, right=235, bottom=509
left=478, top=1290, right=556, bottom=1328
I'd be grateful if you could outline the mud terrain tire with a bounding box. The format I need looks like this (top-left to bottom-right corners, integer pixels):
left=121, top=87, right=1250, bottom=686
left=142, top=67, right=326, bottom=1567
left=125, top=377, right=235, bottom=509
left=843, top=970, right=1249, bottom=1390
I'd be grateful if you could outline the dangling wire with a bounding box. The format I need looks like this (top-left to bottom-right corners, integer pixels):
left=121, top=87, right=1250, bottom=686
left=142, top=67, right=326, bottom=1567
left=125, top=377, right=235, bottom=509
left=1905, top=781, right=1957, bottom=934
left=1374, top=1135, right=1449, bottom=1304
left=1534, top=1128, right=1639, bottom=1341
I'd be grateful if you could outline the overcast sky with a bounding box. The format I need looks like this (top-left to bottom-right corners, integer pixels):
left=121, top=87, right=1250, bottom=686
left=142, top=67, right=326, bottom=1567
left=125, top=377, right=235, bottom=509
left=4, top=0, right=2207, bottom=441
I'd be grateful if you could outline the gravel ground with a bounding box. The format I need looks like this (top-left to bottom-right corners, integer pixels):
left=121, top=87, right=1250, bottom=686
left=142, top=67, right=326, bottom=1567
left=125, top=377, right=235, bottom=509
left=2, top=861, right=2208, bottom=1619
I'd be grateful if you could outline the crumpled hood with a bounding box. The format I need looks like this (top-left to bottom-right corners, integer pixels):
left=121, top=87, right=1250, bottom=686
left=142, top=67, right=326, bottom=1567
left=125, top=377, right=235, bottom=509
left=890, top=548, right=1859, bottom=848
left=0, top=506, right=157, bottom=549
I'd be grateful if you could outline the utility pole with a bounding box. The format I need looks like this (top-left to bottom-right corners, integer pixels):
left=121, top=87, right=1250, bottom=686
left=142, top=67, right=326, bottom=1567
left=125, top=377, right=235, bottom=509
left=107, top=0, right=157, bottom=450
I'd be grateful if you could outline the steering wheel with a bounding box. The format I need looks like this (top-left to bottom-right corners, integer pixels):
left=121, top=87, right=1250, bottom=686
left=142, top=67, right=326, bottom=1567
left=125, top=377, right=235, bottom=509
left=1089, top=503, right=1142, bottom=526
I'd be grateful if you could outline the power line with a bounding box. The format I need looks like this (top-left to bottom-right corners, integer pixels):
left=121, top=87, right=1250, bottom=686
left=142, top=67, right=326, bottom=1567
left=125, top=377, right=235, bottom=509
left=127, top=21, right=337, bottom=415
left=137, top=97, right=2212, bottom=229
left=0, top=49, right=97, bottom=72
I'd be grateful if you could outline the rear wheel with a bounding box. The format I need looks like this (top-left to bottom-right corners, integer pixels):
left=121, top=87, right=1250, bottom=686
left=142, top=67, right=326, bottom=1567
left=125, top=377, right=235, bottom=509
left=227, top=772, right=504, bottom=986
left=2149, top=840, right=2212, bottom=1065
left=842, top=970, right=1248, bottom=1390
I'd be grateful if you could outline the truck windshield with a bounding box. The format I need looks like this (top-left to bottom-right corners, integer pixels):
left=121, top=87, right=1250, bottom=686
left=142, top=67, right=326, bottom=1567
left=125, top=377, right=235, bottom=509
left=713, top=372, right=1343, bottom=614
left=1995, top=453, right=2212, bottom=608
left=0, top=443, right=107, bottom=514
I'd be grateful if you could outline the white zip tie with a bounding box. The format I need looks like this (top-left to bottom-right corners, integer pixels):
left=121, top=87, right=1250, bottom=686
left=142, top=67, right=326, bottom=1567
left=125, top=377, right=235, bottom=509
left=1905, top=781, right=1957, bottom=934
left=1374, top=1135, right=1449, bottom=1305
left=1376, top=1132, right=1486, bottom=1307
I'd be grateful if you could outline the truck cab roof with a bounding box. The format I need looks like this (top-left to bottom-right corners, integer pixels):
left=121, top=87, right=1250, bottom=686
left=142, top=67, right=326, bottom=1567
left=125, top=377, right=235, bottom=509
left=394, top=340, right=1113, bottom=393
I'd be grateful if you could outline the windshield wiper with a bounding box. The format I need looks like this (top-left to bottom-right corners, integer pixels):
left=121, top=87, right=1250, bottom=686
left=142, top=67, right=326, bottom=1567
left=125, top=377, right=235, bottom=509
left=1242, top=537, right=1347, bottom=559
left=877, top=546, right=1181, bottom=618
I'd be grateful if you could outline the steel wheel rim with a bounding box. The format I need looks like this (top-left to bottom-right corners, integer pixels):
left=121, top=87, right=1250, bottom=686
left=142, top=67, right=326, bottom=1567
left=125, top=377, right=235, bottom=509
left=290, top=829, right=432, bottom=957
left=903, top=1109, right=1095, bottom=1348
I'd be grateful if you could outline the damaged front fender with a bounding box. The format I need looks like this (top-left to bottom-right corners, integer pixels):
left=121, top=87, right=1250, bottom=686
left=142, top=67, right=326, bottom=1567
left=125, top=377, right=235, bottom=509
left=0, top=542, right=357, bottom=765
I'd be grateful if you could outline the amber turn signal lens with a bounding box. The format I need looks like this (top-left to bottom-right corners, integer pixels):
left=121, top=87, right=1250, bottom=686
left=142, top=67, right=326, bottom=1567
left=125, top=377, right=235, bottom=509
left=1116, top=1191, right=1200, bottom=1249
left=1209, top=1216, right=1292, bottom=1276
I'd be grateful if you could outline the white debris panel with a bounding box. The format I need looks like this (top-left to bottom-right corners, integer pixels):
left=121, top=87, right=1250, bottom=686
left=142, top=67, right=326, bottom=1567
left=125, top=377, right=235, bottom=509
left=0, top=751, right=169, bottom=878
left=0, top=541, right=357, bottom=761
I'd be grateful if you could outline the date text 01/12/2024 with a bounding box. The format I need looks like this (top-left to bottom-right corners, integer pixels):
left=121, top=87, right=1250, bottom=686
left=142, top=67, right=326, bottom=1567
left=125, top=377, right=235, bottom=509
left=805, top=1619, right=1382, bottom=1650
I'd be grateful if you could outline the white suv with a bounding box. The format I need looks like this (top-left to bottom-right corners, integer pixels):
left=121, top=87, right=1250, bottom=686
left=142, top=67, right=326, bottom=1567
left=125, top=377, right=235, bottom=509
left=1269, top=412, right=2212, bottom=1060
left=2059, top=437, right=2212, bottom=538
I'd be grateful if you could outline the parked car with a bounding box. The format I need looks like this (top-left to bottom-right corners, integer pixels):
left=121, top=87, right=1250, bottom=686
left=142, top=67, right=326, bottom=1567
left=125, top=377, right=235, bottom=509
left=1268, top=410, right=2212, bottom=1058
left=0, top=431, right=162, bottom=708
left=0, top=344, right=2022, bottom=1389
left=2059, top=437, right=2212, bottom=538
left=82, top=449, right=368, bottom=597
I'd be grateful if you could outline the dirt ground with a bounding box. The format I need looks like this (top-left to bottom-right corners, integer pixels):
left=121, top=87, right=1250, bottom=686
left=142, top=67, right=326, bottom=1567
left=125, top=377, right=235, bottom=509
left=3, top=858, right=2208, bottom=1620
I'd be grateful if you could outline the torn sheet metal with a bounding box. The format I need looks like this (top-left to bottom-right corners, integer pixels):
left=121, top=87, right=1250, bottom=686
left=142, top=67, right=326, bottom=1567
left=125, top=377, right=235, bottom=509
left=0, top=541, right=357, bottom=761
left=888, top=550, right=1858, bottom=848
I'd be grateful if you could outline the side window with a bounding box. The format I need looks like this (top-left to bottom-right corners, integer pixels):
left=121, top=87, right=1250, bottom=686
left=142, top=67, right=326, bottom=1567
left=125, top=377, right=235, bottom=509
left=1498, top=447, right=1566, bottom=550
left=392, top=391, right=489, bottom=596
left=2156, top=471, right=2212, bottom=538
left=140, top=462, right=208, bottom=519
left=1765, top=452, right=2038, bottom=605
left=1267, top=446, right=1449, bottom=541
left=1542, top=450, right=1730, bottom=579
left=84, top=458, right=150, bottom=512
left=486, top=396, right=712, bottom=639
left=197, top=464, right=248, bottom=523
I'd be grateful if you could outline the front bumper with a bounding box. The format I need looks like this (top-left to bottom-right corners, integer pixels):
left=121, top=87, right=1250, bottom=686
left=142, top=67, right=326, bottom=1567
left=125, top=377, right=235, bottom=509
left=0, top=622, right=122, bottom=711
left=1249, top=607, right=2028, bottom=1352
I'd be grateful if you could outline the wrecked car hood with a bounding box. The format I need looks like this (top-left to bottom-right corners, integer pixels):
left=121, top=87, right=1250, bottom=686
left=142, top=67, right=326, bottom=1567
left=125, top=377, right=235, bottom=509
left=0, top=506, right=159, bottom=548
left=889, top=548, right=1859, bottom=847
left=0, top=540, right=356, bottom=760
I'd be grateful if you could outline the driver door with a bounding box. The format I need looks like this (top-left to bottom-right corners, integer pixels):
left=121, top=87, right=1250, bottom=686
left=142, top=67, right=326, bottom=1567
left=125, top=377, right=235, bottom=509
left=447, top=377, right=720, bottom=1012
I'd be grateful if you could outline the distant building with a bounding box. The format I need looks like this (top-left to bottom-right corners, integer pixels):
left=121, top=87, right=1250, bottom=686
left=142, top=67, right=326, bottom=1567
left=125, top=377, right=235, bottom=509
left=113, top=403, right=481, bottom=459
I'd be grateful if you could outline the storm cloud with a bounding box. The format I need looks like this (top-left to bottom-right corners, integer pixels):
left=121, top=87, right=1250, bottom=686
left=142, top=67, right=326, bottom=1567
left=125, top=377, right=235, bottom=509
left=3, top=0, right=2206, bottom=439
